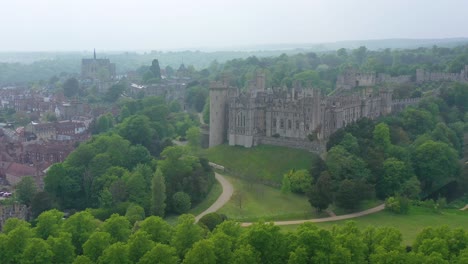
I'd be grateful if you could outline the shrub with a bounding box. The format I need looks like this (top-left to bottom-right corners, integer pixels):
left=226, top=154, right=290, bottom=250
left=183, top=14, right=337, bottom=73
left=385, top=195, right=410, bottom=214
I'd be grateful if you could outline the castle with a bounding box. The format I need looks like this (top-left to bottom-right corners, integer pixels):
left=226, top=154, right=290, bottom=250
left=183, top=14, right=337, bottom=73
left=209, top=71, right=420, bottom=152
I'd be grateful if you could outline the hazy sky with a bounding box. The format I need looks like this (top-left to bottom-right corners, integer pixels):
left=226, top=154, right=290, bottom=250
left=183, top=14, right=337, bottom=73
left=1, top=0, right=467, bottom=51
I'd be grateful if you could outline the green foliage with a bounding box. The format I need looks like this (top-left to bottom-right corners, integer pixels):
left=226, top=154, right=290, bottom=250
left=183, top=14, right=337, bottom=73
left=284, top=169, right=312, bottom=194
left=172, top=192, right=192, bottom=214
left=198, top=212, right=227, bottom=231
left=139, top=243, right=179, bottom=264
left=385, top=195, right=410, bottom=214
left=105, top=82, right=126, bottom=102
left=137, top=216, right=173, bottom=244
left=413, top=140, right=460, bottom=192
left=63, top=77, right=80, bottom=98
left=171, top=214, right=204, bottom=258
left=151, top=169, right=166, bottom=217
left=0, top=208, right=468, bottom=263
left=182, top=240, right=216, bottom=264
left=125, top=203, right=145, bottom=224
left=281, top=174, right=291, bottom=194
left=15, top=176, right=37, bottom=206
left=83, top=232, right=111, bottom=261
left=186, top=126, right=200, bottom=149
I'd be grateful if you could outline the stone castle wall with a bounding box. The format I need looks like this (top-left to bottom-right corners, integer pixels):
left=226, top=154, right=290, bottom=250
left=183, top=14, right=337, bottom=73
left=392, top=97, right=421, bottom=113
left=0, top=203, right=28, bottom=230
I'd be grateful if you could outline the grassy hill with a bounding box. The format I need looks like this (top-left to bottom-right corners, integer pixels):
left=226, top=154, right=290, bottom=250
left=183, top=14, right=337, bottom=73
left=199, top=144, right=320, bottom=185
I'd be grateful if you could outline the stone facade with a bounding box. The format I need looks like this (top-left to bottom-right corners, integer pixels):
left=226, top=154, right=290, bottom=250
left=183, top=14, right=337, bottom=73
left=210, top=72, right=413, bottom=152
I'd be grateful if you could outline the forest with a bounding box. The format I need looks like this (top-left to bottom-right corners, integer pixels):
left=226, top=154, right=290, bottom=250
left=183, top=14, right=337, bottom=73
left=0, top=210, right=467, bottom=264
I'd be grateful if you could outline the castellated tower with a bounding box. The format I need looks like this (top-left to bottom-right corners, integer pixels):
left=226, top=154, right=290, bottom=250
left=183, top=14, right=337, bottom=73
left=380, top=89, right=393, bottom=115
left=209, top=81, right=229, bottom=147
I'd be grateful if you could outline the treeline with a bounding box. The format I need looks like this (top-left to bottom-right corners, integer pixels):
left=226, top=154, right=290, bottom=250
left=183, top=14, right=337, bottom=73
left=1, top=210, right=467, bottom=264
left=304, top=83, right=468, bottom=211
left=21, top=96, right=212, bottom=219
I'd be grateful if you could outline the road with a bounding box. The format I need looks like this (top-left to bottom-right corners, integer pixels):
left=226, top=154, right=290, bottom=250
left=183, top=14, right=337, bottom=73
left=195, top=172, right=234, bottom=222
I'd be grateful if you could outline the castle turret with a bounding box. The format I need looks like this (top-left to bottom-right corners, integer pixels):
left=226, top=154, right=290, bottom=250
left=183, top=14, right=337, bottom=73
left=380, top=90, right=392, bottom=115
left=416, top=68, right=425, bottom=83
left=209, top=81, right=229, bottom=147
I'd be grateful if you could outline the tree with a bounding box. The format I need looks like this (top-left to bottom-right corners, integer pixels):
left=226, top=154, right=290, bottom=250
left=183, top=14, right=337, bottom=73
left=230, top=245, right=260, bottom=264
left=150, top=59, right=162, bottom=80
left=98, top=242, right=131, bottom=264
left=34, top=209, right=63, bottom=239
left=198, top=213, right=226, bottom=231
left=72, top=256, right=93, bottom=264
left=100, top=214, right=132, bottom=243
left=63, top=77, right=79, bottom=98
left=105, top=83, right=125, bottom=102
left=172, top=191, right=191, bottom=214
left=48, top=232, right=76, bottom=264
left=378, top=158, right=414, bottom=198
left=30, top=192, right=54, bottom=218
left=307, top=172, right=333, bottom=212
left=125, top=203, right=145, bottom=224
left=151, top=169, right=167, bottom=217
left=183, top=240, right=216, bottom=264
left=62, top=211, right=98, bottom=254
left=83, top=232, right=112, bottom=261
left=326, top=146, right=371, bottom=181
left=186, top=126, right=200, bottom=150
left=127, top=231, right=154, bottom=263
left=15, top=176, right=37, bottom=206
left=3, top=221, right=34, bottom=263
left=139, top=243, right=179, bottom=264
left=171, top=214, right=204, bottom=258
left=21, top=238, right=54, bottom=264
left=413, top=140, right=460, bottom=192
left=374, top=123, right=391, bottom=152
left=281, top=174, right=291, bottom=194
left=137, top=216, right=173, bottom=244
left=285, top=169, right=312, bottom=194
left=118, top=115, right=154, bottom=149
left=336, top=180, right=361, bottom=210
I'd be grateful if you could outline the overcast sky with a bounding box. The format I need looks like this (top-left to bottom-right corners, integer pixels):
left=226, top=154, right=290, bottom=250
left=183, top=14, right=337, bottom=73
left=1, top=0, right=467, bottom=51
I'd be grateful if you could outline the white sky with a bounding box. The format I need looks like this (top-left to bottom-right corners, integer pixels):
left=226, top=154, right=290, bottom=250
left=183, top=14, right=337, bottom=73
left=0, top=0, right=467, bottom=51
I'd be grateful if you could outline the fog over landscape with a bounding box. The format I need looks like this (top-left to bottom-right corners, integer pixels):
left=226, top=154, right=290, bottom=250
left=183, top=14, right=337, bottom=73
left=1, top=0, right=468, bottom=51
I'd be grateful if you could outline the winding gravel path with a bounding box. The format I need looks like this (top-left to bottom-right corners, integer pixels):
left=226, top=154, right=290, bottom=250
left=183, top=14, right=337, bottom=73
left=195, top=172, right=234, bottom=222
left=240, top=203, right=386, bottom=227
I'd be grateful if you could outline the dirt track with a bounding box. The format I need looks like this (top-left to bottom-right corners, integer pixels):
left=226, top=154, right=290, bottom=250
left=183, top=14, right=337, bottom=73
left=195, top=172, right=234, bottom=222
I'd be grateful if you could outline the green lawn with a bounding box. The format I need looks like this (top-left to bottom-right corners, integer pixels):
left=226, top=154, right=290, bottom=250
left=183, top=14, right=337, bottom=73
left=279, top=207, right=468, bottom=245
left=199, top=144, right=319, bottom=184
left=218, top=176, right=327, bottom=222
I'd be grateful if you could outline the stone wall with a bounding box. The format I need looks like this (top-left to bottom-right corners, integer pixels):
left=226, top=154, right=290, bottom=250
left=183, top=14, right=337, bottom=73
left=392, top=98, right=421, bottom=113
left=0, top=203, right=28, bottom=230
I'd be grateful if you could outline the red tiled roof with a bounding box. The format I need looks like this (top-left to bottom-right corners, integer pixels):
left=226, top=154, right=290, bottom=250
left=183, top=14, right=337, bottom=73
left=5, top=162, right=37, bottom=177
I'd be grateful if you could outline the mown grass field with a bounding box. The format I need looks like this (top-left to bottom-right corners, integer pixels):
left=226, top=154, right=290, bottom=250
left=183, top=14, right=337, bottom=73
left=218, top=175, right=327, bottom=221
left=199, top=144, right=319, bottom=184
left=279, top=207, right=468, bottom=245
